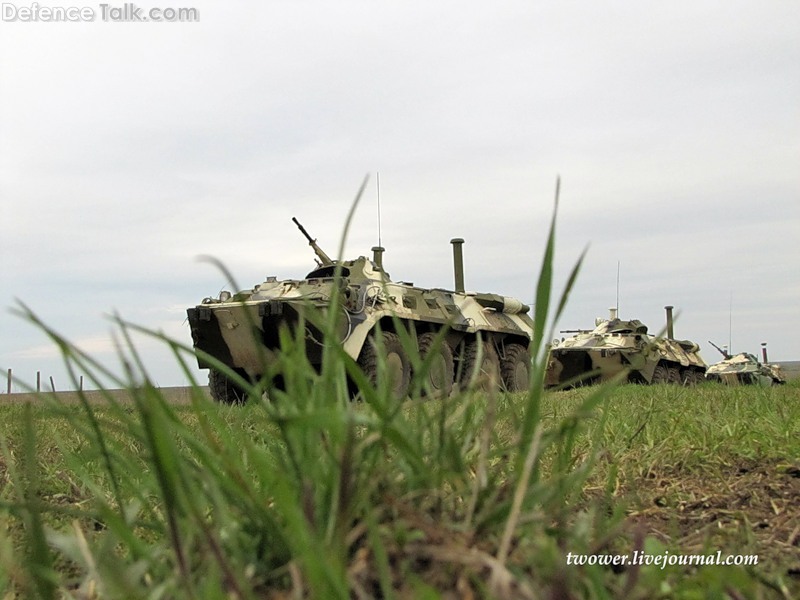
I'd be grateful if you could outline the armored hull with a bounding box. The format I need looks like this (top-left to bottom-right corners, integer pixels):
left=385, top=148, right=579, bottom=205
left=188, top=223, right=534, bottom=402
left=545, top=307, right=707, bottom=388
left=706, top=353, right=786, bottom=386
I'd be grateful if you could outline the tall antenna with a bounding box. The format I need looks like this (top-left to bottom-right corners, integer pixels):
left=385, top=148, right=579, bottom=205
left=376, top=171, right=382, bottom=248
left=728, top=291, right=733, bottom=353
left=615, top=260, right=620, bottom=314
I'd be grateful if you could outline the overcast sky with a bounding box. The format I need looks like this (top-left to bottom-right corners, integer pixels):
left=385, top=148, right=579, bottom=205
left=1, top=1, right=798, bottom=390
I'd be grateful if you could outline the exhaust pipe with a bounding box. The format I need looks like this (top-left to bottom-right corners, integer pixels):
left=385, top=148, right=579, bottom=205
left=664, top=305, right=675, bottom=339
left=450, top=238, right=465, bottom=293
left=761, top=342, right=768, bottom=363
left=371, top=246, right=385, bottom=269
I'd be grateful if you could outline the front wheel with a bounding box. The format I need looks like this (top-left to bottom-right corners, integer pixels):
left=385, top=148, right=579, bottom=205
left=208, top=368, right=249, bottom=404
left=357, top=331, right=412, bottom=399
left=651, top=363, right=669, bottom=384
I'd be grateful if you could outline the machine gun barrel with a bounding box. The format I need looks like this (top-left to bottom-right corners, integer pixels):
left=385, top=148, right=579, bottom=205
left=708, top=340, right=731, bottom=359
left=560, top=329, right=592, bottom=334
left=292, top=217, right=334, bottom=266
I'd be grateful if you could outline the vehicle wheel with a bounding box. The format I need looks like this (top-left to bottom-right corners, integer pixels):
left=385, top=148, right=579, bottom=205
left=667, top=366, right=682, bottom=385
left=357, top=331, right=411, bottom=399
left=417, top=332, right=454, bottom=398
left=461, top=339, right=501, bottom=391
left=500, top=343, right=531, bottom=392
left=208, top=368, right=249, bottom=404
left=651, top=363, right=669, bottom=384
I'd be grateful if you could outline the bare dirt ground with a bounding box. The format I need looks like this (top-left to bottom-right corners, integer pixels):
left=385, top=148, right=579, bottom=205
left=629, top=457, right=800, bottom=585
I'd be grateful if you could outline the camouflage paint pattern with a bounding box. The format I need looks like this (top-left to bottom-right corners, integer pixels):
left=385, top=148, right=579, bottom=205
left=545, top=310, right=707, bottom=387
left=188, top=235, right=533, bottom=400
left=706, top=353, right=786, bottom=386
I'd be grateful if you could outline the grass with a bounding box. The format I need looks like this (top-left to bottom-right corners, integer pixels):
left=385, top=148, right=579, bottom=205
left=0, top=384, right=797, bottom=598
left=0, top=182, right=797, bottom=598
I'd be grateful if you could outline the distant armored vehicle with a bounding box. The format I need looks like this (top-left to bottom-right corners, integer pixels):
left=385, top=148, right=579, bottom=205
left=705, top=341, right=786, bottom=386
left=545, top=306, right=707, bottom=388
left=187, top=218, right=534, bottom=402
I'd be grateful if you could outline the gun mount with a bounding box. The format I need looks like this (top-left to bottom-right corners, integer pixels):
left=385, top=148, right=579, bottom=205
left=292, top=216, right=334, bottom=267
left=708, top=340, right=732, bottom=360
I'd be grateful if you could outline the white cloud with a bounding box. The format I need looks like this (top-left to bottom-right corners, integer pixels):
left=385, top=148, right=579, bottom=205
left=2, top=1, right=799, bottom=387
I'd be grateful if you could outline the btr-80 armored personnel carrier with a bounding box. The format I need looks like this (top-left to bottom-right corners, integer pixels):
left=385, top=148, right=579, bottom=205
left=544, top=306, right=707, bottom=388
left=705, top=341, right=786, bottom=386
left=187, top=218, right=534, bottom=402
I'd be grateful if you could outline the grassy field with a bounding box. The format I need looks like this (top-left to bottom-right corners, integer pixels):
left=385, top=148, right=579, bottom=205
left=0, top=380, right=797, bottom=599
left=2, top=198, right=797, bottom=598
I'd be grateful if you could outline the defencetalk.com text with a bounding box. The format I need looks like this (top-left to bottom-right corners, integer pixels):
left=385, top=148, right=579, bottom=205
left=2, top=3, right=199, bottom=22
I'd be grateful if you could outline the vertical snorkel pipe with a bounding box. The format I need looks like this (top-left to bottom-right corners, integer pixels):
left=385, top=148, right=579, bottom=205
left=665, top=305, right=675, bottom=339
left=450, top=238, right=465, bottom=293
left=371, top=246, right=385, bottom=270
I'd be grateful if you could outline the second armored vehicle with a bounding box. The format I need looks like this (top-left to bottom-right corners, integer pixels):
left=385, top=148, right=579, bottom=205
left=545, top=306, right=707, bottom=388
left=187, top=218, right=534, bottom=402
left=705, top=341, right=786, bottom=386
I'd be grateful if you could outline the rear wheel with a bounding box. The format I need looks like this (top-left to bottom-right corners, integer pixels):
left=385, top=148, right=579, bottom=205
left=683, top=369, right=704, bottom=386
left=417, top=332, right=454, bottom=398
left=208, top=368, right=249, bottom=404
left=357, top=331, right=411, bottom=399
left=500, top=343, right=531, bottom=392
